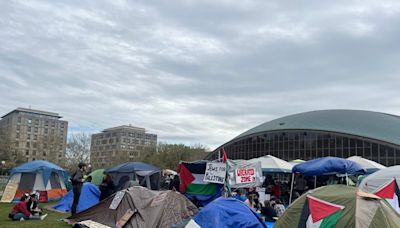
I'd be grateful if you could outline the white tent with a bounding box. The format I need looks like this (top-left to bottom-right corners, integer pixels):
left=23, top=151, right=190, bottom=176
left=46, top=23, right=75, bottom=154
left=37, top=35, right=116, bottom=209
left=359, top=165, right=400, bottom=214
left=347, top=156, right=386, bottom=174
left=248, top=155, right=293, bottom=173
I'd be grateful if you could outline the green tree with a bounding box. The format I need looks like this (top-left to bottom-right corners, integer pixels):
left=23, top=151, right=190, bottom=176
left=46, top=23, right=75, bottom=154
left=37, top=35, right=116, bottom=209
left=139, top=142, right=210, bottom=170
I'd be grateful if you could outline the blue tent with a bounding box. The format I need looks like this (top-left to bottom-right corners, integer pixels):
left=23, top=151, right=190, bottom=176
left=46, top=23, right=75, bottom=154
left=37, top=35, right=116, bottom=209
left=11, top=160, right=68, bottom=186
left=292, top=157, right=365, bottom=176
left=52, top=182, right=100, bottom=213
left=193, top=198, right=267, bottom=228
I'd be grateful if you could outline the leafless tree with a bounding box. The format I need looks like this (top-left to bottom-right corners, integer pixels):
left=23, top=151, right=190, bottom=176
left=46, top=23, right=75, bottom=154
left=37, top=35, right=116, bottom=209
left=65, top=132, right=91, bottom=171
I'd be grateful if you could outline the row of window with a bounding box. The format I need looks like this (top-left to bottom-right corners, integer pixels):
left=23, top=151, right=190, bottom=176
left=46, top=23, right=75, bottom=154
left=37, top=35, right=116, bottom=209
left=94, top=138, right=156, bottom=146
left=92, top=144, right=147, bottom=151
left=95, top=132, right=156, bottom=140
left=17, top=116, right=65, bottom=127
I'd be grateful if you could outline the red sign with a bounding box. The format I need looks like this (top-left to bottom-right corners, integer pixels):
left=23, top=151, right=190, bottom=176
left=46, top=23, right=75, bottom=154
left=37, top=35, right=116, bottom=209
left=39, top=191, right=48, bottom=203
left=235, top=168, right=256, bottom=184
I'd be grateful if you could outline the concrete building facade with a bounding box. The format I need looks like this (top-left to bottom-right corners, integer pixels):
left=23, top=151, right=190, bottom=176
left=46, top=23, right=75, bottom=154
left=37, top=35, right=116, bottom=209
left=90, top=125, right=157, bottom=168
left=0, top=108, right=68, bottom=166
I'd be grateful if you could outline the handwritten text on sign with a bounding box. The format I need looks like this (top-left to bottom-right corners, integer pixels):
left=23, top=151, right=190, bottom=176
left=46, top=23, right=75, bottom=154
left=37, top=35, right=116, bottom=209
left=203, top=162, right=226, bottom=184
left=235, top=168, right=256, bottom=184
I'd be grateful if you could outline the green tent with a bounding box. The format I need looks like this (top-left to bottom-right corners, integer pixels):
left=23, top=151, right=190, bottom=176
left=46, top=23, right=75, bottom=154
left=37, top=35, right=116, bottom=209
left=275, top=185, right=400, bottom=228
left=87, top=169, right=105, bottom=186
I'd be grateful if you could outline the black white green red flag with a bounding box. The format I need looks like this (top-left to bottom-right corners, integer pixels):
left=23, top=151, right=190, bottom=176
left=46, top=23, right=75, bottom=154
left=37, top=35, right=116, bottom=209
left=299, top=195, right=345, bottom=228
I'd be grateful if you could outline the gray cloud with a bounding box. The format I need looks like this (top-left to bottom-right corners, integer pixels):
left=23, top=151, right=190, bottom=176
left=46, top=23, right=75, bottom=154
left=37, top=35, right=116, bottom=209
left=1, top=0, right=400, bottom=149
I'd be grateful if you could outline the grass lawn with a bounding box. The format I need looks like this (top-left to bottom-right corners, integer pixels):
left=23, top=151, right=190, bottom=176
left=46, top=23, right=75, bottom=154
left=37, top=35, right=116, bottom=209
left=0, top=202, right=71, bottom=228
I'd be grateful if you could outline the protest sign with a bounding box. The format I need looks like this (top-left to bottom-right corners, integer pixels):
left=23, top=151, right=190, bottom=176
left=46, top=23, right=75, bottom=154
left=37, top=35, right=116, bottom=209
left=235, top=167, right=256, bottom=184
left=203, top=162, right=226, bottom=184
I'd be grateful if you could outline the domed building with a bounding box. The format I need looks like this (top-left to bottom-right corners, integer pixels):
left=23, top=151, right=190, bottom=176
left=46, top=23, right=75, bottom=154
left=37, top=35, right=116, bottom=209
left=206, top=110, right=400, bottom=166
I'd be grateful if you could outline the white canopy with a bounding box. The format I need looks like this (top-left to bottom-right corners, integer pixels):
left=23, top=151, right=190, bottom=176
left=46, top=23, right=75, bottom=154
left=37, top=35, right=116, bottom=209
left=248, top=155, right=293, bottom=173
left=346, top=156, right=386, bottom=174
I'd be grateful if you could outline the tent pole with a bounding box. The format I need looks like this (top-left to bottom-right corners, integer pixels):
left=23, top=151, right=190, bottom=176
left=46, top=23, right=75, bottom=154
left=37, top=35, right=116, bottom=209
left=289, top=173, right=294, bottom=204
left=314, top=176, right=317, bottom=189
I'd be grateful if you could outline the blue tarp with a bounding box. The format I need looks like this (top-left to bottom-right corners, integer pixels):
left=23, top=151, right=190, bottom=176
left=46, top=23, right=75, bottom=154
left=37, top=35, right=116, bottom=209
left=194, top=198, right=267, bottom=228
left=52, top=182, right=100, bottom=213
left=292, top=157, right=365, bottom=176
left=106, top=162, right=160, bottom=173
left=11, top=160, right=67, bottom=186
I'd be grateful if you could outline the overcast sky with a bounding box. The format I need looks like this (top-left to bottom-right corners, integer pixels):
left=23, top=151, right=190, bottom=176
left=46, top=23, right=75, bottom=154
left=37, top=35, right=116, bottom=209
left=1, top=1, right=400, bottom=150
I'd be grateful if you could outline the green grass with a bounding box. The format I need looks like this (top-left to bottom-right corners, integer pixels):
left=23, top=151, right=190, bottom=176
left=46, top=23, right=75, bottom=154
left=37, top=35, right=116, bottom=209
left=0, top=202, right=70, bottom=228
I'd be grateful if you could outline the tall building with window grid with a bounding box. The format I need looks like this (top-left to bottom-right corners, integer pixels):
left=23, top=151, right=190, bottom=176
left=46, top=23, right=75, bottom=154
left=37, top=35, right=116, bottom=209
left=0, top=107, right=68, bottom=166
left=90, top=125, right=157, bottom=168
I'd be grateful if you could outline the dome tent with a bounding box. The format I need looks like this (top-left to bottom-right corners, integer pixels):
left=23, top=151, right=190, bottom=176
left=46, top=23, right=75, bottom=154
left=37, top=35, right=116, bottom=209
left=0, top=160, right=68, bottom=202
left=187, top=197, right=267, bottom=228
left=52, top=182, right=100, bottom=213
left=67, top=186, right=198, bottom=228
left=359, top=165, right=400, bottom=214
left=87, top=169, right=105, bottom=186
left=106, top=162, right=161, bottom=190
left=275, top=185, right=400, bottom=228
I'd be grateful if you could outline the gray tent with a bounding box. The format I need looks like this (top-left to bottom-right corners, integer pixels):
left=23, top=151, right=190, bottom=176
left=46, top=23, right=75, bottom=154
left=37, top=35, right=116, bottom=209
left=67, top=186, right=198, bottom=228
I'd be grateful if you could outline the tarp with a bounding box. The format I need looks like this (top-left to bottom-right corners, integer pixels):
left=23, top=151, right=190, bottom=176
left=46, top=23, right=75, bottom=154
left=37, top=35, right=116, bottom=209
left=191, top=197, right=267, bottom=228
left=227, top=159, right=263, bottom=188
left=346, top=156, right=386, bottom=174
left=359, top=165, right=400, bottom=213
left=292, top=157, right=365, bottom=176
left=67, top=187, right=199, bottom=228
left=88, top=169, right=105, bottom=186
left=275, top=185, right=400, bottom=228
left=248, top=155, right=293, bottom=173
left=52, top=182, right=100, bottom=213
left=10, top=160, right=67, bottom=186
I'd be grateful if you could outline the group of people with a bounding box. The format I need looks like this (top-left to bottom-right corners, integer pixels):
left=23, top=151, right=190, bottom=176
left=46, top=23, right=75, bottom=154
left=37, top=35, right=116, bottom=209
left=8, top=191, right=47, bottom=221
left=232, top=188, right=286, bottom=222
left=70, top=162, right=117, bottom=215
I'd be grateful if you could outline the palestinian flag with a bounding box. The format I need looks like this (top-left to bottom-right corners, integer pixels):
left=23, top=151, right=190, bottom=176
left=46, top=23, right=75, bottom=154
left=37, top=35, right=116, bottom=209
left=299, top=195, right=345, bottom=228
left=374, top=178, right=400, bottom=208
left=177, top=161, right=218, bottom=195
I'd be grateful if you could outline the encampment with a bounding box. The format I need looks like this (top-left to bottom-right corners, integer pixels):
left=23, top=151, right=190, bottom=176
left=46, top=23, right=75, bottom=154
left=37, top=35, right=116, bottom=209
left=67, top=186, right=198, bottom=228
left=106, top=162, right=161, bottom=190
left=0, top=160, right=68, bottom=202
left=275, top=185, right=400, bottom=228
left=51, top=182, right=100, bottom=213
left=186, top=197, right=267, bottom=228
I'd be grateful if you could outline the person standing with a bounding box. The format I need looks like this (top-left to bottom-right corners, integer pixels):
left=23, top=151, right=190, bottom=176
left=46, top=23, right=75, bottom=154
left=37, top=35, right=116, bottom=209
left=99, top=174, right=116, bottom=201
left=71, top=162, right=87, bottom=215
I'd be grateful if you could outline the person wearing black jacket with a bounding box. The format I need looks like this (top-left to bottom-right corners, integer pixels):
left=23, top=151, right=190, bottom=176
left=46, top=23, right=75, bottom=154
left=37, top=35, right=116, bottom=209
left=99, top=174, right=116, bottom=201
left=71, top=162, right=87, bottom=215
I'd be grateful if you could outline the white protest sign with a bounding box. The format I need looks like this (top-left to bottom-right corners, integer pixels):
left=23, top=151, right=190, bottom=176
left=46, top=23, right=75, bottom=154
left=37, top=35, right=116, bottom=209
left=203, top=162, right=226, bottom=184
left=235, top=167, right=256, bottom=184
